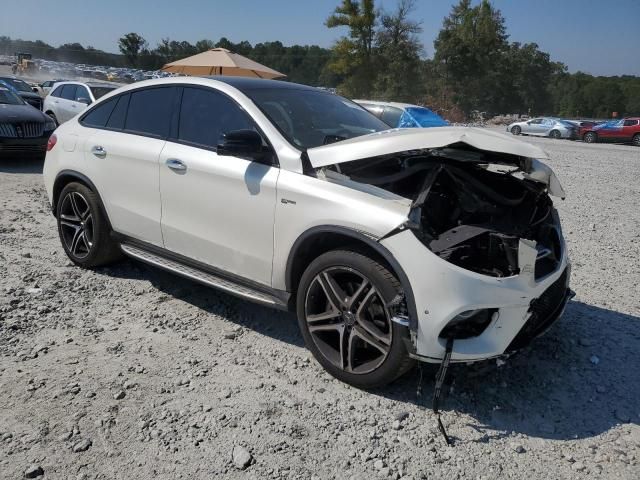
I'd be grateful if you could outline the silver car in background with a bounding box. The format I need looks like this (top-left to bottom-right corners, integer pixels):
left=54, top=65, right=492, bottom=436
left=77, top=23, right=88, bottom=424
left=507, top=117, right=578, bottom=139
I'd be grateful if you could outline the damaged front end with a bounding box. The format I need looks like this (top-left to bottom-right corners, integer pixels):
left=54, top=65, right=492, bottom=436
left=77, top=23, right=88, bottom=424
left=330, top=146, right=565, bottom=282
left=308, top=128, right=571, bottom=353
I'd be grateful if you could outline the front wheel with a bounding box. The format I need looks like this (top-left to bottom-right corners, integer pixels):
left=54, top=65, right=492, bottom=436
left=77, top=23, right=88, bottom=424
left=584, top=132, right=598, bottom=143
left=511, top=126, right=521, bottom=135
left=632, top=134, right=640, bottom=147
left=56, top=182, right=122, bottom=267
left=296, top=249, right=414, bottom=389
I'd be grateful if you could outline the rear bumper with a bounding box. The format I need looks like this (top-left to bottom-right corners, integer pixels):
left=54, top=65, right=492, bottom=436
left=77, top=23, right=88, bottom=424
left=381, top=229, right=571, bottom=362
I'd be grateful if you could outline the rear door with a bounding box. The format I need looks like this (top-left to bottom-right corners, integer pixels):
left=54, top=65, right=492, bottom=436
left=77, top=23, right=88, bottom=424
left=57, top=85, right=78, bottom=123
left=70, top=84, right=92, bottom=118
left=159, top=86, right=279, bottom=285
left=83, top=87, right=177, bottom=247
left=621, top=119, right=639, bottom=141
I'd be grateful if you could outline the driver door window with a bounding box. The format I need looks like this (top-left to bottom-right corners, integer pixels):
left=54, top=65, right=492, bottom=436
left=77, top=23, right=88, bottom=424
left=177, top=87, right=257, bottom=150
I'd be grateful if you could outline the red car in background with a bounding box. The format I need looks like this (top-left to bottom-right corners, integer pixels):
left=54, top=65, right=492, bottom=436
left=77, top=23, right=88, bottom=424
left=580, top=118, right=640, bottom=146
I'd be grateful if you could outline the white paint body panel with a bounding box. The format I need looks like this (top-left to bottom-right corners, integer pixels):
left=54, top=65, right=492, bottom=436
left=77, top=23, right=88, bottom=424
left=159, top=142, right=279, bottom=285
left=42, top=76, right=570, bottom=364
left=84, top=129, right=165, bottom=246
left=381, top=230, right=569, bottom=361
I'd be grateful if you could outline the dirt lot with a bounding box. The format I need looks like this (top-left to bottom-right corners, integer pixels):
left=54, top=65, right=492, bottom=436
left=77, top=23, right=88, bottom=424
left=0, top=132, right=639, bottom=480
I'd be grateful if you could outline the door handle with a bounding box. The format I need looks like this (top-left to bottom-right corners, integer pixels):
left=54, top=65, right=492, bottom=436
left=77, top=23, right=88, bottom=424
left=166, top=158, right=187, bottom=172
left=91, top=145, right=107, bottom=158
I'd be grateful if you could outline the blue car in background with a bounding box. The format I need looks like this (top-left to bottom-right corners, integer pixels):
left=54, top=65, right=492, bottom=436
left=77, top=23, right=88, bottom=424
left=354, top=100, right=448, bottom=128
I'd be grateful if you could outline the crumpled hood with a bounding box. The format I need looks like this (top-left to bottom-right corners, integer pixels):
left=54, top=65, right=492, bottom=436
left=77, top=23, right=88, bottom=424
left=307, top=126, right=566, bottom=197
left=307, top=127, right=549, bottom=167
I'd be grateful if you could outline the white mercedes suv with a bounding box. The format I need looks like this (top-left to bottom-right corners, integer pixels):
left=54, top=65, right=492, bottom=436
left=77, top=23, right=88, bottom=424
left=43, top=77, right=572, bottom=388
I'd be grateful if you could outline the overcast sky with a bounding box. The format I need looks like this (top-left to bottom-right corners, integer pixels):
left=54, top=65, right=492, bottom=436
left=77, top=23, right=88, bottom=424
left=1, top=0, right=638, bottom=76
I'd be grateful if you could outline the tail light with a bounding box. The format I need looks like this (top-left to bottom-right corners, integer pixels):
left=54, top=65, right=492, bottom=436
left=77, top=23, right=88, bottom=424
left=47, top=134, right=57, bottom=152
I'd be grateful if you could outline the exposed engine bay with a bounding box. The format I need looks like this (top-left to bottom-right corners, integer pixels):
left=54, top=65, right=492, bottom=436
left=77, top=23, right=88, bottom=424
left=321, top=144, right=563, bottom=279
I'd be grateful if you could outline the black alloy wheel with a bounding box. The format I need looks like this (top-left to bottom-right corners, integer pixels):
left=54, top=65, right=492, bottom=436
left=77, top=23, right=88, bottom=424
left=56, top=182, right=122, bottom=267
left=297, top=250, right=414, bottom=388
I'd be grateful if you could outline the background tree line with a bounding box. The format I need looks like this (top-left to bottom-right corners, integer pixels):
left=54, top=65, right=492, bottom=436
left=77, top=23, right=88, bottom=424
left=1, top=0, right=638, bottom=119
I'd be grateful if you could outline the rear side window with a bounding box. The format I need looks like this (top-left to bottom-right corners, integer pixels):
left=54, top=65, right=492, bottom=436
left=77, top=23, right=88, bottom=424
left=61, top=85, right=78, bottom=101
left=75, top=85, right=91, bottom=102
left=125, top=87, right=175, bottom=138
left=81, top=97, right=118, bottom=128
left=106, top=94, right=129, bottom=130
left=623, top=119, right=639, bottom=127
left=178, top=87, right=255, bottom=149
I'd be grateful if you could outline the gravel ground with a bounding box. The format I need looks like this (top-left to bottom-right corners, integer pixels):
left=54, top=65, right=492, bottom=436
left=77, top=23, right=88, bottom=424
left=1, top=132, right=639, bottom=479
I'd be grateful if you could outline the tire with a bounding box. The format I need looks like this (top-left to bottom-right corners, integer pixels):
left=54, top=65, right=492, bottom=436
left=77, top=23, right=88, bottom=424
left=511, top=126, right=521, bottom=135
left=633, top=134, right=640, bottom=147
left=296, top=249, right=414, bottom=389
left=584, top=132, right=597, bottom=144
left=46, top=112, right=58, bottom=126
left=56, top=182, right=122, bottom=268
left=550, top=129, right=562, bottom=139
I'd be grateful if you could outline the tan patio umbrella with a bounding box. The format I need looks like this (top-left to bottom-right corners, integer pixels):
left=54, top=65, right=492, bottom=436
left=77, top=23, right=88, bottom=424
left=161, top=48, right=285, bottom=79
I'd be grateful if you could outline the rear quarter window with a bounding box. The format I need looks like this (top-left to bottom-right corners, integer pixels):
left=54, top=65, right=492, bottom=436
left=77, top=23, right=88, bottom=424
left=81, top=97, right=118, bottom=128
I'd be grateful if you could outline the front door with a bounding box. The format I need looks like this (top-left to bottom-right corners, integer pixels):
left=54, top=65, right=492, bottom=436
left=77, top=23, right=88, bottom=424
left=159, top=86, right=278, bottom=286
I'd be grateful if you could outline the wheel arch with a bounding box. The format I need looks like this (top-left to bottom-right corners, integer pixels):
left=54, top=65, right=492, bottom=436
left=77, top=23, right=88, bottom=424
left=52, top=170, right=112, bottom=230
left=285, top=225, right=418, bottom=331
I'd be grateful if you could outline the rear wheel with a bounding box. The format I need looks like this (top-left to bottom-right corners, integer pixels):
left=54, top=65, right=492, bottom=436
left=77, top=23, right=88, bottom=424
left=296, top=249, right=414, bottom=389
left=511, top=126, right=521, bottom=135
left=56, top=182, right=122, bottom=267
left=550, top=129, right=562, bottom=139
left=584, top=132, right=597, bottom=143
left=632, top=134, right=640, bottom=147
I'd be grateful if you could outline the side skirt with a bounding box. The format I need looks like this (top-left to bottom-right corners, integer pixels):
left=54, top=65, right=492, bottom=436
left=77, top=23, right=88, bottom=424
left=116, top=236, right=291, bottom=311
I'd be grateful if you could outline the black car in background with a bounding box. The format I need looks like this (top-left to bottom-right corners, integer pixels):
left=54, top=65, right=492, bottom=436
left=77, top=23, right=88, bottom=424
left=0, top=86, right=55, bottom=159
left=0, top=77, right=43, bottom=110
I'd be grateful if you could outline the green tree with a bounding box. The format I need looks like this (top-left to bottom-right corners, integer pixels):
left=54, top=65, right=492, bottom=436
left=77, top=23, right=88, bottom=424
left=374, top=0, right=423, bottom=102
left=433, top=0, right=508, bottom=114
left=326, top=0, right=377, bottom=97
left=118, top=32, right=148, bottom=67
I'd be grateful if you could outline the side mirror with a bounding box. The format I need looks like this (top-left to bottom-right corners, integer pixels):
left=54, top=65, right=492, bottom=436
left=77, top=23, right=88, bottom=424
left=76, top=97, right=91, bottom=105
left=217, top=129, right=265, bottom=160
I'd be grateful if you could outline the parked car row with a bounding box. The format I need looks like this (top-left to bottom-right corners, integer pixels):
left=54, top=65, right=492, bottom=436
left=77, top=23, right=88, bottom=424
left=507, top=116, right=640, bottom=146
left=24, top=58, right=179, bottom=84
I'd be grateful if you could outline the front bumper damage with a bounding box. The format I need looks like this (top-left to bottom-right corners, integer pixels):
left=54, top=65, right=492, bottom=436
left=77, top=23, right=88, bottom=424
left=381, top=228, right=571, bottom=363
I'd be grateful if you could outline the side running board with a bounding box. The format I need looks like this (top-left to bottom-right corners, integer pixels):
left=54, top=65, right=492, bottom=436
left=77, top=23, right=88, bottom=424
left=120, top=243, right=288, bottom=309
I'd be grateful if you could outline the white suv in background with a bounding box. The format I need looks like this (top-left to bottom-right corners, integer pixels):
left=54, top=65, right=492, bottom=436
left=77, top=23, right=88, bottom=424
left=42, top=77, right=572, bottom=388
left=43, top=81, right=117, bottom=125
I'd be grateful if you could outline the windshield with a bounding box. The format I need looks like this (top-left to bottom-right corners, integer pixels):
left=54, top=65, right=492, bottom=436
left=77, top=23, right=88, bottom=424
left=0, top=87, right=24, bottom=105
left=90, top=86, right=116, bottom=100
left=245, top=88, right=389, bottom=149
left=2, top=78, right=33, bottom=93
left=404, top=107, right=448, bottom=128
